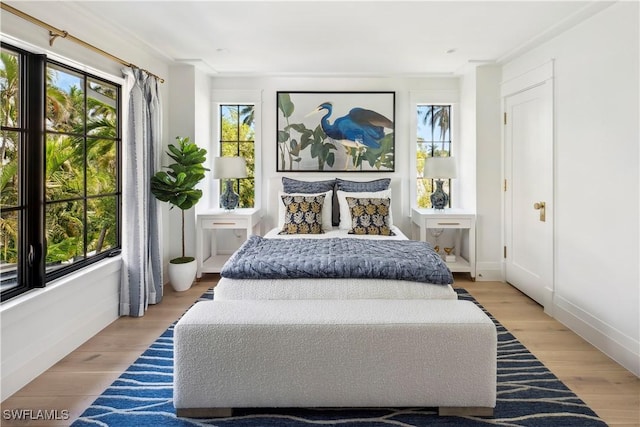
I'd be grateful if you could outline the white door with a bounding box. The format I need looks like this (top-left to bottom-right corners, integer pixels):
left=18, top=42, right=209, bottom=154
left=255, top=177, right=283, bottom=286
left=504, top=81, right=553, bottom=310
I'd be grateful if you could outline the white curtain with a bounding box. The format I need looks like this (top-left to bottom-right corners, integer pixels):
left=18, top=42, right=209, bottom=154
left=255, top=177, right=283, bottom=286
left=119, top=68, right=163, bottom=317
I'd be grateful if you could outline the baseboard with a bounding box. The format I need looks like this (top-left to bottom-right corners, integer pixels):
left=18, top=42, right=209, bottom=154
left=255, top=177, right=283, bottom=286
left=553, top=294, right=640, bottom=377
left=475, top=262, right=504, bottom=282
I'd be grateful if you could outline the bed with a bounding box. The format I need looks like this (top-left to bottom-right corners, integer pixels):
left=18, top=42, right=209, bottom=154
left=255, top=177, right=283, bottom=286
left=175, top=179, right=491, bottom=417
left=214, top=177, right=456, bottom=301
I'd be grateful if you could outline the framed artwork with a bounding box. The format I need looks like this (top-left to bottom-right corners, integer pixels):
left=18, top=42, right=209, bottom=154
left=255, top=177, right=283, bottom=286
left=277, top=91, right=395, bottom=172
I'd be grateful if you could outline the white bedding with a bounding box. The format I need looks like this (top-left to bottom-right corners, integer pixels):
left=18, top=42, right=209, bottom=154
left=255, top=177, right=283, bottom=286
left=215, top=277, right=457, bottom=300
left=215, top=226, right=457, bottom=301
left=263, top=225, right=409, bottom=240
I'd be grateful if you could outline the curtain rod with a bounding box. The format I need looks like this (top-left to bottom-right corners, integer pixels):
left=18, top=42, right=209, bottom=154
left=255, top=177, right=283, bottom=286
left=1, top=2, right=165, bottom=83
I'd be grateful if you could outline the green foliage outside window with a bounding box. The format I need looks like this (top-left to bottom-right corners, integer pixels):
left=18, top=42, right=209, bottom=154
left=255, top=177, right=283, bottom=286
left=44, top=65, right=120, bottom=267
left=220, top=105, right=255, bottom=208
left=1, top=51, right=21, bottom=270
left=0, top=49, right=120, bottom=282
left=416, top=105, right=452, bottom=208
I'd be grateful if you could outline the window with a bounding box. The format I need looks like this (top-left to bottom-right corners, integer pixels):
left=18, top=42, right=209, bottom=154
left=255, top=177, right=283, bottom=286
left=0, top=44, right=121, bottom=301
left=1, top=47, right=24, bottom=298
left=219, top=104, right=255, bottom=208
left=416, top=105, right=452, bottom=208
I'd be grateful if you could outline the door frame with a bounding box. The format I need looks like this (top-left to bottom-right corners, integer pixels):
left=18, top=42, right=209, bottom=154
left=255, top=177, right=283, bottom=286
left=501, top=60, right=555, bottom=314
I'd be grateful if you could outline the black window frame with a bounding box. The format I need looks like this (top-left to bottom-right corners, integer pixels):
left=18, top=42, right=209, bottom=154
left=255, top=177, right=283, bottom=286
left=218, top=103, right=255, bottom=208
left=0, top=42, right=122, bottom=302
left=416, top=104, right=453, bottom=208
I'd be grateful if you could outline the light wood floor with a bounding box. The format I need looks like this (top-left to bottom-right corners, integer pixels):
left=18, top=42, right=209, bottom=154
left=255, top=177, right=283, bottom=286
left=2, top=274, right=638, bottom=426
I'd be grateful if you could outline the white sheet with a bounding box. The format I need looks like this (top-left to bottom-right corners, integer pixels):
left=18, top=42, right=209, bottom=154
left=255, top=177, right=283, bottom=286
left=215, top=277, right=457, bottom=300
left=263, top=225, right=409, bottom=240
left=215, top=226, right=457, bottom=301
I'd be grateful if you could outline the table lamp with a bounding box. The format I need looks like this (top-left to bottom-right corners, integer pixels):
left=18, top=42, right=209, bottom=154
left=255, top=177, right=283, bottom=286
left=424, top=156, right=457, bottom=210
left=213, top=156, right=247, bottom=210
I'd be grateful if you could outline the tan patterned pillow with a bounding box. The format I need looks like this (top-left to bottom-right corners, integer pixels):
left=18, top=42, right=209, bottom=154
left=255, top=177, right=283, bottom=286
left=278, top=194, right=326, bottom=235
left=346, top=197, right=395, bottom=236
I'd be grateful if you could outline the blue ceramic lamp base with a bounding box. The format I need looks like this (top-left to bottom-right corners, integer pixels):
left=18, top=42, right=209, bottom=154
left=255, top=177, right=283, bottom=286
left=430, top=179, right=449, bottom=210
left=220, top=179, right=240, bottom=210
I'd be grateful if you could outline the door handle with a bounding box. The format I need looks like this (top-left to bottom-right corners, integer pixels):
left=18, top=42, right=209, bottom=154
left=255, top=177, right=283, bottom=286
left=533, top=201, right=546, bottom=222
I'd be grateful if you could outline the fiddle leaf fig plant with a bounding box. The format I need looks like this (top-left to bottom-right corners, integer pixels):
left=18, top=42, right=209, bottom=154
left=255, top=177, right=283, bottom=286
left=151, top=136, right=208, bottom=263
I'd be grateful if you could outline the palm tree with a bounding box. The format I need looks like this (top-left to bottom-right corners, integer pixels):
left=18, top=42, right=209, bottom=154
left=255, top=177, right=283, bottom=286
left=0, top=54, right=120, bottom=267
left=420, top=105, right=450, bottom=153
left=240, top=105, right=254, bottom=128
left=44, top=67, right=119, bottom=263
left=0, top=51, right=20, bottom=265
left=46, top=73, right=77, bottom=132
left=0, top=52, right=19, bottom=128
left=0, top=51, right=19, bottom=189
left=1, top=51, right=20, bottom=187
left=417, top=105, right=452, bottom=208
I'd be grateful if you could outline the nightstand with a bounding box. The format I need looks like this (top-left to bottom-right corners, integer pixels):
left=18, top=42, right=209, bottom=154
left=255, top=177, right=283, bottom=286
left=195, top=208, right=261, bottom=278
left=411, top=208, right=476, bottom=279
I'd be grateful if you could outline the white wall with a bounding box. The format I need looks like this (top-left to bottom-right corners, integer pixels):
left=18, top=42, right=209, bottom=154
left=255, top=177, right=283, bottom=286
left=194, top=70, right=214, bottom=211
left=167, top=65, right=195, bottom=263
left=458, top=65, right=503, bottom=281
left=165, top=65, right=212, bottom=263
left=502, top=2, right=639, bottom=375
left=475, top=66, right=503, bottom=281
left=458, top=67, right=477, bottom=212
left=1, top=259, right=121, bottom=400
left=457, top=66, right=478, bottom=266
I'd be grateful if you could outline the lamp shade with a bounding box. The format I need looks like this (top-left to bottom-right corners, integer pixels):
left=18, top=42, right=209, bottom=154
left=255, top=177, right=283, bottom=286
left=423, top=156, right=457, bottom=179
left=212, top=156, right=247, bottom=179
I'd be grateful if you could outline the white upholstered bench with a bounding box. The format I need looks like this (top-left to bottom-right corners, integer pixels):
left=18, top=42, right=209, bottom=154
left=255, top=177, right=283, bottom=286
left=174, top=299, right=496, bottom=417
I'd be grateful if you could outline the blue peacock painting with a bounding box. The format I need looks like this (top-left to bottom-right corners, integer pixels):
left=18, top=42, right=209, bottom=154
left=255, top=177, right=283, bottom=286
left=277, top=92, right=395, bottom=172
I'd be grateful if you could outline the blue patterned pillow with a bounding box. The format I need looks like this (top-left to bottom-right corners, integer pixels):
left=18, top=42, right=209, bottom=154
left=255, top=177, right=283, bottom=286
left=334, top=178, right=391, bottom=225
left=336, top=178, right=391, bottom=192
left=282, top=177, right=337, bottom=226
left=282, top=177, right=335, bottom=193
left=278, top=194, right=326, bottom=235
left=346, top=197, right=395, bottom=236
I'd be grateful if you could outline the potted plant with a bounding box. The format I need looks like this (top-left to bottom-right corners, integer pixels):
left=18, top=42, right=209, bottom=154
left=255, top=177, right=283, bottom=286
left=151, top=136, right=208, bottom=291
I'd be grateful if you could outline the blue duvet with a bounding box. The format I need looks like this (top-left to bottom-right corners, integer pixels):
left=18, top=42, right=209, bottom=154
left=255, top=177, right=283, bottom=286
left=220, top=235, right=453, bottom=285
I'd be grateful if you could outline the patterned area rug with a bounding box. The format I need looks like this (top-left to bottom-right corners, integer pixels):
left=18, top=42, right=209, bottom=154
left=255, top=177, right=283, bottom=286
left=72, top=288, right=607, bottom=426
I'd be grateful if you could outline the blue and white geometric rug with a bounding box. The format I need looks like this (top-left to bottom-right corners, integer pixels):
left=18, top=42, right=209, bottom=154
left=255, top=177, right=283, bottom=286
left=72, top=288, right=607, bottom=426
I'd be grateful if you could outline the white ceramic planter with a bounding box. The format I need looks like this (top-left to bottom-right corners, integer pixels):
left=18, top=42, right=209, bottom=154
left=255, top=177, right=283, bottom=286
left=168, top=259, right=197, bottom=292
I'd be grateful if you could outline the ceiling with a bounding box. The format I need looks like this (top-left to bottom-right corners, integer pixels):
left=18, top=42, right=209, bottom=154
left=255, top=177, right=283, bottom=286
left=5, top=1, right=612, bottom=76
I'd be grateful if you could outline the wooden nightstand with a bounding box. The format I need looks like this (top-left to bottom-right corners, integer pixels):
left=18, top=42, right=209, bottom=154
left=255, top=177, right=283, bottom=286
left=195, top=208, right=261, bottom=278
left=411, top=208, right=476, bottom=279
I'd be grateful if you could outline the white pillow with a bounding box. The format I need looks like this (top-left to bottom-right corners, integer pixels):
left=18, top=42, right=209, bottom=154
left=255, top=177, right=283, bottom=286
left=337, top=189, right=393, bottom=230
left=278, top=190, right=333, bottom=231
